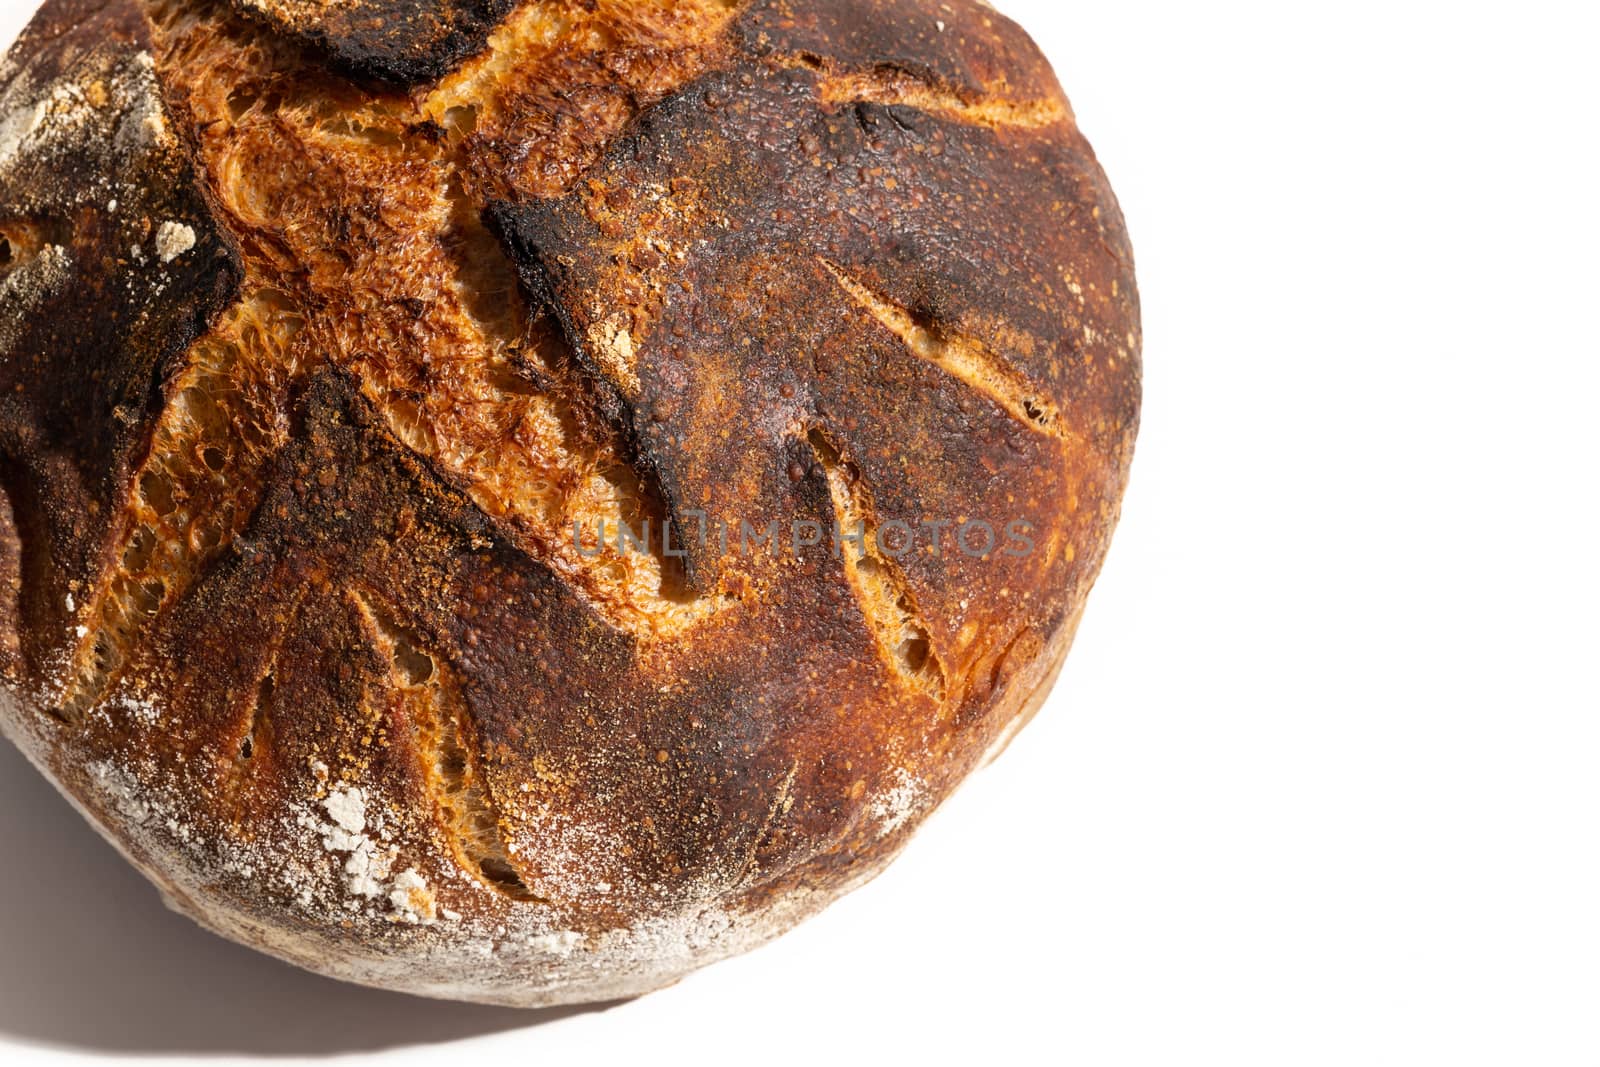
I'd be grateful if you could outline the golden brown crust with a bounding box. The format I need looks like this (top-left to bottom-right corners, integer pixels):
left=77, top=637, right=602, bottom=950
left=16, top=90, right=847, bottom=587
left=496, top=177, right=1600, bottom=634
left=0, top=0, right=1140, bottom=1006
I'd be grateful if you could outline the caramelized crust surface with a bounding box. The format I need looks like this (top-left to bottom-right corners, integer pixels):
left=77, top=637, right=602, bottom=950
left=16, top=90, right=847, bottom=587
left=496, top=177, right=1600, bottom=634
left=0, top=0, right=1139, bottom=1005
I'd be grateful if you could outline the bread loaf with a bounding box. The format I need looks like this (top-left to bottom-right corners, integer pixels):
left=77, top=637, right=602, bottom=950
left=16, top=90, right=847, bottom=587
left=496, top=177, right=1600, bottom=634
left=0, top=0, right=1139, bottom=1006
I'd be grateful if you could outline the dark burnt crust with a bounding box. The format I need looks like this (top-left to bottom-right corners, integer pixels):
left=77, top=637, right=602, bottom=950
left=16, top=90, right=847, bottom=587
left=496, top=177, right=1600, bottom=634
left=487, top=55, right=1138, bottom=652
left=737, top=0, right=1062, bottom=101
left=0, top=0, right=242, bottom=690
left=227, top=0, right=517, bottom=90
left=0, top=0, right=1140, bottom=1002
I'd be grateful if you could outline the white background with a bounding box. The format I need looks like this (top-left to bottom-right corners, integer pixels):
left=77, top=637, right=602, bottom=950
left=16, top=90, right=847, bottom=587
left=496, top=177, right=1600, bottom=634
left=1, top=0, right=1596, bottom=1063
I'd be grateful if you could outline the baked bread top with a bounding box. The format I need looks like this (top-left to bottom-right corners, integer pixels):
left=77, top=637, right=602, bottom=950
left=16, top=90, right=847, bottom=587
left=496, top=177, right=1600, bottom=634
left=0, top=0, right=1139, bottom=1005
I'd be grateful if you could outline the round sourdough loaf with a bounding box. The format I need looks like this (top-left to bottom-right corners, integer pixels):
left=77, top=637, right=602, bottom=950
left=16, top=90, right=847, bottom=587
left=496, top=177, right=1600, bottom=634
left=0, top=0, right=1139, bottom=1005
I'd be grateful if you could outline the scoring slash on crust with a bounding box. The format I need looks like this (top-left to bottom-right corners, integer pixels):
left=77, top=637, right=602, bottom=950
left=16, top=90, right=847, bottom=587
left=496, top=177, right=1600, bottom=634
left=59, top=292, right=303, bottom=721
left=805, top=426, right=944, bottom=696
left=350, top=589, right=542, bottom=902
left=816, top=258, right=1072, bottom=441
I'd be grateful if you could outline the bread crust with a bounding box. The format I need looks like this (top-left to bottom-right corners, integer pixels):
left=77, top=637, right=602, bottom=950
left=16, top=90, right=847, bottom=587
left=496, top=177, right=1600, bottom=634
left=0, top=0, right=1139, bottom=1006
left=229, top=0, right=517, bottom=88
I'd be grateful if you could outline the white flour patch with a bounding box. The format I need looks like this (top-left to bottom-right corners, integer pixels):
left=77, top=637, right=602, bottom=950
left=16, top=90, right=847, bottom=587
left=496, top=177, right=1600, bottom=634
left=155, top=220, right=195, bottom=262
left=525, top=930, right=585, bottom=956
left=313, top=786, right=393, bottom=900
left=342, top=837, right=393, bottom=900
left=0, top=243, right=71, bottom=353
left=0, top=82, right=45, bottom=169
left=121, top=695, right=160, bottom=725
left=322, top=785, right=367, bottom=836
left=87, top=760, right=151, bottom=824
left=92, top=688, right=161, bottom=727
left=111, top=53, right=167, bottom=155
left=869, top=768, right=926, bottom=835
left=389, top=868, right=438, bottom=925
left=298, top=783, right=437, bottom=920
left=0, top=50, right=165, bottom=181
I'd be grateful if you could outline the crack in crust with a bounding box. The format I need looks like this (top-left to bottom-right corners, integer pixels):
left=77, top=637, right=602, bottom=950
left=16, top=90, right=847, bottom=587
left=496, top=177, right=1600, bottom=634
left=351, top=589, right=543, bottom=902
left=806, top=427, right=944, bottom=697
left=105, top=0, right=1078, bottom=683
left=818, top=258, right=1072, bottom=441
left=737, top=759, right=798, bottom=886
left=821, top=73, right=1068, bottom=130
left=784, top=55, right=1072, bottom=130
left=144, top=0, right=723, bottom=636
left=222, top=590, right=306, bottom=804
left=237, top=659, right=274, bottom=763
left=424, top=0, right=745, bottom=202
left=58, top=290, right=304, bottom=720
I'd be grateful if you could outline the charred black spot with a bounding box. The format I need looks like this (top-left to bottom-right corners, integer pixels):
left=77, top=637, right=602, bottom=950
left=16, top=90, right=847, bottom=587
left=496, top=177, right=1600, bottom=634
left=227, top=0, right=517, bottom=90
